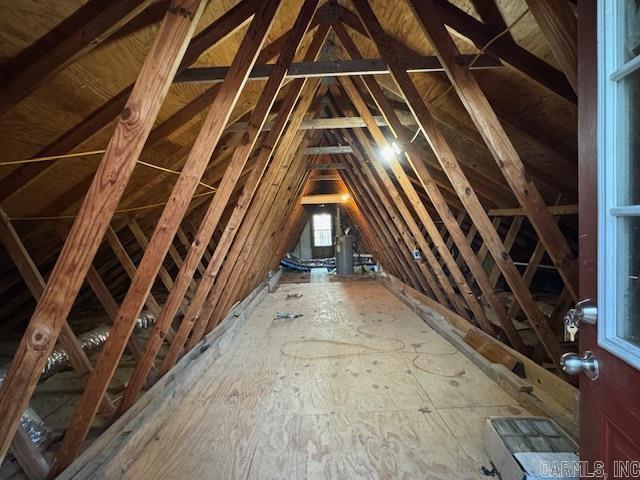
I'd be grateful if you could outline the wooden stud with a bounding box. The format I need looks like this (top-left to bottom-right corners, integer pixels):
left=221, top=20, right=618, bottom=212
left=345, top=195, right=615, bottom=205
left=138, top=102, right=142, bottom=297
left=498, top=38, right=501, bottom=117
left=0, top=210, right=117, bottom=417
left=422, top=0, right=576, bottom=102
left=0, top=0, right=258, bottom=205
left=337, top=77, right=494, bottom=326
left=8, top=425, right=50, bottom=480
left=203, top=151, right=309, bottom=331
left=175, top=54, right=502, bottom=83
left=488, top=204, right=578, bottom=216
left=182, top=97, right=325, bottom=354
left=344, top=126, right=450, bottom=307
left=337, top=154, right=429, bottom=291
left=104, top=227, right=162, bottom=318
left=487, top=216, right=524, bottom=288
left=335, top=153, right=426, bottom=289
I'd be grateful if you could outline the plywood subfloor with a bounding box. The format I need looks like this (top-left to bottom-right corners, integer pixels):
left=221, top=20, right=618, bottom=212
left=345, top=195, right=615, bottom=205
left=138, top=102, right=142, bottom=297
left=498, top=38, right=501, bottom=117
left=110, top=281, right=530, bottom=479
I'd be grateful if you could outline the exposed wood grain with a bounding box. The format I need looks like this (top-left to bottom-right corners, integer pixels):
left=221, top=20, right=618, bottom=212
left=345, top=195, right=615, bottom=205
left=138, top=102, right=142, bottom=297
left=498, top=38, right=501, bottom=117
left=487, top=216, right=524, bottom=287
left=0, top=209, right=117, bottom=417
left=118, top=0, right=321, bottom=412
left=336, top=150, right=429, bottom=292
left=9, top=424, right=50, bottom=480
left=49, top=3, right=282, bottom=473
left=0, top=0, right=258, bottom=205
left=407, top=0, right=579, bottom=302
left=163, top=50, right=328, bottom=372
left=104, top=227, right=162, bottom=318
left=61, top=281, right=528, bottom=479
left=56, top=272, right=275, bottom=480
left=0, top=0, right=207, bottom=468
left=338, top=76, right=497, bottom=331
left=0, top=0, right=154, bottom=114
left=488, top=204, right=578, bottom=216
left=352, top=0, right=563, bottom=368
left=175, top=54, right=502, bottom=83
left=428, top=0, right=576, bottom=102
left=333, top=24, right=525, bottom=351
left=526, top=0, right=578, bottom=92
left=385, top=274, right=577, bottom=437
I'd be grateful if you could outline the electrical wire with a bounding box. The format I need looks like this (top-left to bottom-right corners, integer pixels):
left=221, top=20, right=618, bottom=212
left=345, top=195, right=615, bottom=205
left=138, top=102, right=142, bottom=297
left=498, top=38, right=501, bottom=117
left=8, top=190, right=216, bottom=221
left=279, top=314, right=463, bottom=377
left=0, top=148, right=218, bottom=220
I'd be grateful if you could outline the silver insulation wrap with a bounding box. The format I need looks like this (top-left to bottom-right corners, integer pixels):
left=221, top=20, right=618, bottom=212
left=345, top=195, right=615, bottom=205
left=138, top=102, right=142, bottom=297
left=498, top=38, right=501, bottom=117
left=0, top=371, right=50, bottom=449
left=1, top=310, right=156, bottom=449
left=42, top=310, right=156, bottom=376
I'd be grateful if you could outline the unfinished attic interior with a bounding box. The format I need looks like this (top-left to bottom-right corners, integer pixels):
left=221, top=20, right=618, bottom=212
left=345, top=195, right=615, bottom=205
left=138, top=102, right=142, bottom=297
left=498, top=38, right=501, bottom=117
left=1, top=0, right=639, bottom=478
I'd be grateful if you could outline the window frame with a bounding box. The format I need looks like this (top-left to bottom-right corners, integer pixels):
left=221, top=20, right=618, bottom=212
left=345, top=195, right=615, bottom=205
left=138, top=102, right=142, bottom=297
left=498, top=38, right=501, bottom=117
left=312, top=213, right=333, bottom=248
left=598, top=0, right=640, bottom=369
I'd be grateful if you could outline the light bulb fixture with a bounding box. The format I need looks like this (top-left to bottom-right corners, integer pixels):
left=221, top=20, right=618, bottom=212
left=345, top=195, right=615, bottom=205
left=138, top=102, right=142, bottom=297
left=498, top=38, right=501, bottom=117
left=380, top=141, right=403, bottom=163
left=341, top=193, right=350, bottom=202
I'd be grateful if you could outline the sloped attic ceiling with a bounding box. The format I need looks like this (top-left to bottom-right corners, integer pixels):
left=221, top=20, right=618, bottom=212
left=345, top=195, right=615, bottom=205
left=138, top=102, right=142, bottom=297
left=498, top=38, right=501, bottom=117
left=0, top=0, right=579, bottom=473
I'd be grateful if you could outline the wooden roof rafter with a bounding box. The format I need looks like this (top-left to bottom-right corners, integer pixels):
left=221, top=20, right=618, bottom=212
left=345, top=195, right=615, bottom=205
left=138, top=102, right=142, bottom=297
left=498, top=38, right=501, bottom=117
left=406, top=0, right=578, bottom=300
left=332, top=7, right=578, bottom=195
left=49, top=1, right=286, bottom=473
left=0, top=0, right=209, bottom=465
left=0, top=1, right=581, bottom=475
left=348, top=0, right=567, bottom=370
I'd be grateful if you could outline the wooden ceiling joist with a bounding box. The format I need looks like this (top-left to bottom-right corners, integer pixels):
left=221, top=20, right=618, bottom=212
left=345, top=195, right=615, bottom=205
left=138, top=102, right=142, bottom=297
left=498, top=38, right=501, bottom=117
left=337, top=151, right=433, bottom=293
left=227, top=113, right=417, bottom=132
left=301, top=193, right=349, bottom=204
left=489, top=204, right=578, bottom=216
left=165, top=81, right=324, bottom=372
left=197, top=99, right=325, bottom=341
left=202, top=131, right=316, bottom=334
left=175, top=53, right=502, bottom=83
left=0, top=1, right=581, bottom=471
left=339, top=75, right=504, bottom=335
left=305, top=145, right=352, bottom=154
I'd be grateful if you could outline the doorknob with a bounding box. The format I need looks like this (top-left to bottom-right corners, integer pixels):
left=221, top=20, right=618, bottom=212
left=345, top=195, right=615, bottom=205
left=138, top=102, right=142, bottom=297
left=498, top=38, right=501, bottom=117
left=560, top=351, right=599, bottom=380
left=575, top=299, right=597, bottom=324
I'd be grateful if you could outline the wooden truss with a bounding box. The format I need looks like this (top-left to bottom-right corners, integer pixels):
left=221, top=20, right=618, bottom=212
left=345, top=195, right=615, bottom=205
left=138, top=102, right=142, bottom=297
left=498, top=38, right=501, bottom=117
left=0, top=0, right=579, bottom=476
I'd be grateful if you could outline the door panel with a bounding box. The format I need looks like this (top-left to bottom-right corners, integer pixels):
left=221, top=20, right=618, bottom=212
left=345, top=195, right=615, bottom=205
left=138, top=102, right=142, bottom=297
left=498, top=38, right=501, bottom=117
left=578, top=1, right=640, bottom=476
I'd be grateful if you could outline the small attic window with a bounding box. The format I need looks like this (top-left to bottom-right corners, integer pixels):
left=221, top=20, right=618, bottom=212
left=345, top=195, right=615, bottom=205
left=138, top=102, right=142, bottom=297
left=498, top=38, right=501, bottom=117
left=312, top=213, right=332, bottom=247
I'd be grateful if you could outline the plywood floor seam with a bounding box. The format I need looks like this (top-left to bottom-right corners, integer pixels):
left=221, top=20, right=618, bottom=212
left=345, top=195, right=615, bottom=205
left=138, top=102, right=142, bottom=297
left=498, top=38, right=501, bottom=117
left=99, top=281, right=530, bottom=479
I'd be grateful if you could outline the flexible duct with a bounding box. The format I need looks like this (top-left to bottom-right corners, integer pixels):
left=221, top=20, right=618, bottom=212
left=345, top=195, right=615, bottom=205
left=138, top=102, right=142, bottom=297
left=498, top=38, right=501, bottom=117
left=43, top=310, right=155, bottom=376
left=0, top=310, right=156, bottom=450
left=0, top=371, right=50, bottom=449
